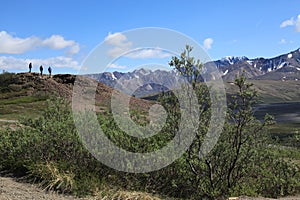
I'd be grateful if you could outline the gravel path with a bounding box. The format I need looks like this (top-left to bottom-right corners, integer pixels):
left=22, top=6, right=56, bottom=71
left=0, top=177, right=80, bottom=200
left=1, top=176, right=300, bottom=200
left=0, top=119, right=17, bottom=123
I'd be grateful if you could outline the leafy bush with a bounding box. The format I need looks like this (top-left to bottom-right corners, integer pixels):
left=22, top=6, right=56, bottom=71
left=0, top=72, right=17, bottom=92
left=0, top=97, right=105, bottom=195
left=0, top=48, right=299, bottom=199
left=0, top=93, right=299, bottom=199
left=157, top=46, right=300, bottom=199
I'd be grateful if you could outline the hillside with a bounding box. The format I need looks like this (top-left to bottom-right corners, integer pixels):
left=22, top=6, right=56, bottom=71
left=0, top=72, right=72, bottom=120
left=0, top=72, right=152, bottom=121
left=224, top=80, right=300, bottom=103
left=0, top=72, right=299, bottom=199
left=1, top=72, right=299, bottom=125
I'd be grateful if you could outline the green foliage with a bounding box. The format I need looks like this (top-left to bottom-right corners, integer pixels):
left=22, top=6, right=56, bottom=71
left=93, top=109, right=184, bottom=173
left=0, top=95, right=47, bottom=105
left=162, top=46, right=300, bottom=199
left=0, top=72, right=17, bottom=92
left=0, top=97, right=106, bottom=195
left=0, top=47, right=299, bottom=199
left=169, top=45, right=202, bottom=88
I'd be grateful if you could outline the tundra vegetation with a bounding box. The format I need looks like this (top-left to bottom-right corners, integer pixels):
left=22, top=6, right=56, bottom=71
left=0, top=46, right=299, bottom=199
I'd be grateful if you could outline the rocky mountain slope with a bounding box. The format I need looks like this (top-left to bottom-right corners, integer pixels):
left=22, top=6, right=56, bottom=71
left=219, top=48, right=300, bottom=80
left=87, top=48, right=300, bottom=97
left=87, top=69, right=179, bottom=97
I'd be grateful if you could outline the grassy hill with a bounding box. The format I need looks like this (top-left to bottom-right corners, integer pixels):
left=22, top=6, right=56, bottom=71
left=0, top=72, right=72, bottom=120
left=1, top=72, right=298, bottom=146
left=1, top=72, right=299, bottom=120
left=225, top=80, right=300, bottom=103
left=0, top=72, right=299, bottom=199
left=0, top=72, right=152, bottom=121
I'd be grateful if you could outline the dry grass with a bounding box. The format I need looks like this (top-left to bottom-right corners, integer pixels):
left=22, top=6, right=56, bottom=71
left=91, top=189, right=162, bottom=200
left=29, top=161, right=75, bottom=193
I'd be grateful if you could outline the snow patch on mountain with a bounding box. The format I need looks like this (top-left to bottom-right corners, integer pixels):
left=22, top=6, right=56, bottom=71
left=221, top=56, right=248, bottom=65
left=223, top=69, right=229, bottom=76
left=111, top=72, right=117, bottom=80
left=247, top=60, right=253, bottom=65
left=277, top=62, right=287, bottom=69
left=145, top=84, right=153, bottom=90
left=137, top=68, right=151, bottom=75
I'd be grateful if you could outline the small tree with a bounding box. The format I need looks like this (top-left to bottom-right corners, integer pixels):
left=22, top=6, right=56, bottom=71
left=169, top=45, right=201, bottom=89
left=164, top=46, right=300, bottom=199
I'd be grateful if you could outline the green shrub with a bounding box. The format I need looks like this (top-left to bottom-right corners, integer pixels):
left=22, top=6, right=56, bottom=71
left=0, top=97, right=106, bottom=195
left=0, top=73, right=299, bottom=199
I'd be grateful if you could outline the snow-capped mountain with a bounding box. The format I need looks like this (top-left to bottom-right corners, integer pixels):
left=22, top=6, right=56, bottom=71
left=214, top=56, right=249, bottom=67
left=87, top=48, right=300, bottom=97
left=216, top=48, right=300, bottom=80
left=87, top=68, right=180, bottom=97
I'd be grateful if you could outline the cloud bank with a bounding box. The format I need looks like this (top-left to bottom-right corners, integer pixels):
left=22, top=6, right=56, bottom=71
left=0, top=31, right=80, bottom=55
left=107, top=63, right=128, bottom=69
left=0, top=56, right=80, bottom=71
left=104, top=32, right=171, bottom=59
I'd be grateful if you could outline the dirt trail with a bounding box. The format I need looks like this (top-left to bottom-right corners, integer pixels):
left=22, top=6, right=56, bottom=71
left=1, top=176, right=300, bottom=200
left=0, top=176, right=81, bottom=200
left=0, top=119, right=17, bottom=123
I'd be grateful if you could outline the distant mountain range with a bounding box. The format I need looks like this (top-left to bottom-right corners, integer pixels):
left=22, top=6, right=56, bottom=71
left=87, top=48, right=300, bottom=97
left=216, top=48, right=300, bottom=80
left=87, top=68, right=179, bottom=97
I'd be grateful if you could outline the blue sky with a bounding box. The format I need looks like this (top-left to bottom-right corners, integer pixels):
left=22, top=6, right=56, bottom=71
left=0, top=0, right=299, bottom=74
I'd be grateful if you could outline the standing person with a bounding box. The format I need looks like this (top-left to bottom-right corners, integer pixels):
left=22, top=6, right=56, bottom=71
left=48, top=66, right=52, bottom=77
left=40, top=65, right=43, bottom=76
left=29, top=62, right=32, bottom=73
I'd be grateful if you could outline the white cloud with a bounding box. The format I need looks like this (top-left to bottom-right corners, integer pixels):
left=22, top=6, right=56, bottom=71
left=0, top=31, right=80, bottom=55
left=280, top=17, right=295, bottom=28
left=42, top=35, right=73, bottom=49
left=66, top=43, right=80, bottom=55
left=280, top=14, right=300, bottom=32
left=0, top=31, right=41, bottom=54
left=296, top=15, right=300, bottom=32
left=0, top=56, right=80, bottom=71
left=203, top=38, right=213, bottom=50
left=107, top=47, right=129, bottom=58
left=42, top=35, right=80, bottom=54
left=126, top=49, right=171, bottom=59
left=104, top=32, right=131, bottom=47
left=104, top=32, right=132, bottom=57
left=107, top=63, right=128, bottom=69
left=104, top=32, right=171, bottom=59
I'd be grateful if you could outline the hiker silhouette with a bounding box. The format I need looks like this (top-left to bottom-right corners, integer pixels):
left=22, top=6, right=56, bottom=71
left=40, top=65, right=43, bottom=76
left=48, top=66, right=52, bottom=76
left=29, top=63, right=32, bottom=73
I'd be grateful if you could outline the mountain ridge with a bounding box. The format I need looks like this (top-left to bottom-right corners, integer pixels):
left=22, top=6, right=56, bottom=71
left=87, top=48, right=300, bottom=96
left=218, top=48, right=300, bottom=80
